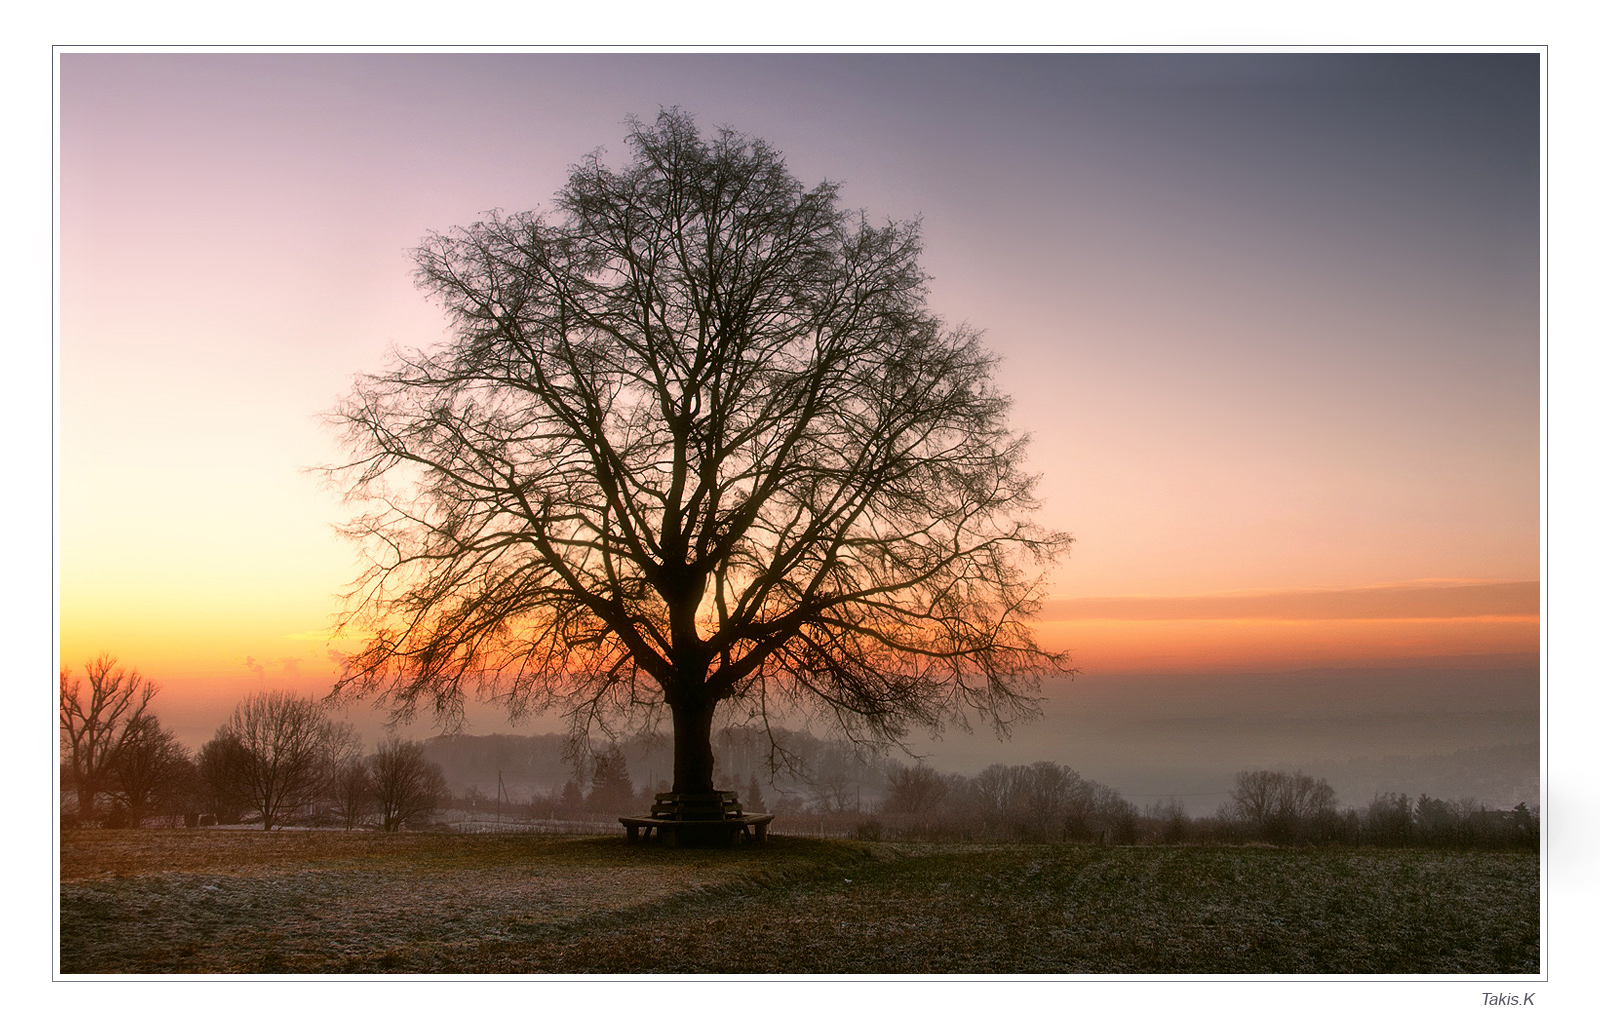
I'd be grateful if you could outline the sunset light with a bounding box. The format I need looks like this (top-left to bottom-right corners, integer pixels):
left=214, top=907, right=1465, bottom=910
left=58, top=51, right=1539, bottom=783
left=49, top=45, right=1558, bottom=989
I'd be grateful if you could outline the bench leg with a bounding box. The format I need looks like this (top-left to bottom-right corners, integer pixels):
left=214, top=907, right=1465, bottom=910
left=625, top=824, right=639, bottom=843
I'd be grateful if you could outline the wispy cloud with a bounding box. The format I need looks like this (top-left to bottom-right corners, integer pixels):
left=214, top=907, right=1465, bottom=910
left=1041, top=580, right=1538, bottom=622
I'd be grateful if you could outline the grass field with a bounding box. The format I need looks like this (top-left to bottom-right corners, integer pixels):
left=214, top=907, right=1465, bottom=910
left=58, top=829, right=1540, bottom=974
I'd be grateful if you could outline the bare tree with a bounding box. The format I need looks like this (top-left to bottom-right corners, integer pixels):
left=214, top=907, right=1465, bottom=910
left=808, top=765, right=860, bottom=815
left=60, top=656, right=156, bottom=823
left=330, top=109, right=1071, bottom=798
left=974, top=763, right=1029, bottom=832
left=1086, top=781, right=1140, bottom=844
left=882, top=762, right=949, bottom=816
left=211, top=691, right=334, bottom=830
left=325, top=725, right=371, bottom=829
left=196, top=732, right=252, bottom=824
left=106, top=714, right=191, bottom=828
left=1016, top=762, right=1082, bottom=835
left=1229, top=769, right=1281, bottom=831
left=369, top=737, right=449, bottom=831
left=1229, top=769, right=1338, bottom=842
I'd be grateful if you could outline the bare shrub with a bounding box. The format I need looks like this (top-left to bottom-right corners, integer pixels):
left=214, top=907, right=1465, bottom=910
left=370, top=737, right=450, bottom=831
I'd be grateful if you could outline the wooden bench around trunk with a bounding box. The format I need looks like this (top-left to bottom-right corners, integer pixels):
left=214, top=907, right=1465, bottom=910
left=618, top=814, right=775, bottom=846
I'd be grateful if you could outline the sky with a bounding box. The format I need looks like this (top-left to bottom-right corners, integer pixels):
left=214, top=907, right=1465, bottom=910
left=56, top=53, right=1541, bottom=776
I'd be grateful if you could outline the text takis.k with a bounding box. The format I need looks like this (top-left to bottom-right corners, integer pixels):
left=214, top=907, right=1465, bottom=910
left=1483, top=993, right=1535, bottom=1006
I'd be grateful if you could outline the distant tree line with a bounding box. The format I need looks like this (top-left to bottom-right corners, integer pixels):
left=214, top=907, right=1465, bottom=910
left=849, top=765, right=1536, bottom=850
left=1195, top=770, right=1537, bottom=848
left=60, top=656, right=1540, bottom=850
left=61, top=657, right=448, bottom=832
left=864, top=761, right=1140, bottom=843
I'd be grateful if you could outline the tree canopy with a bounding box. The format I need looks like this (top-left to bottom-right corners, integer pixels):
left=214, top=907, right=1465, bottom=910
left=331, top=109, right=1070, bottom=794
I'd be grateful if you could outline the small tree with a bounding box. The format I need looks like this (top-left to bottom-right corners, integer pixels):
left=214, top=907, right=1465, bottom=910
left=1512, top=801, right=1538, bottom=845
left=586, top=745, right=636, bottom=813
left=1364, top=792, right=1414, bottom=844
left=212, top=691, right=335, bottom=830
left=369, top=737, right=449, bottom=832
left=743, top=774, right=767, bottom=814
left=196, top=732, right=252, bottom=824
left=883, top=762, right=948, bottom=816
left=557, top=779, right=585, bottom=819
left=1229, top=769, right=1280, bottom=833
left=60, top=656, right=156, bottom=823
left=328, top=748, right=372, bottom=830
left=1148, top=797, right=1190, bottom=843
left=1087, top=782, right=1140, bottom=844
left=330, top=109, right=1071, bottom=798
left=105, top=714, right=191, bottom=828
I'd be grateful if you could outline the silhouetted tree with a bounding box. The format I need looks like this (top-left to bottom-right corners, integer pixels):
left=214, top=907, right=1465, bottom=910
left=159, top=757, right=203, bottom=827
left=974, top=763, right=1026, bottom=832
left=329, top=109, right=1071, bottom=797
left=369, top=737, right=449, bottom=831
left=883, top=762, right=949, bottom=816
left=105, top=714, right=191, bottom=828
left=1363, top=791, right=1414, bottom=844
left=1087, top=781, right=1140, bottom=844
left=1415, top=793, right=1458, bottom=844
left=327, top=729, right=371, bottom=829
left=196, top=732, right=251, bottom=824
left=1018, top=761, right=1090, bottom=839
left=742, top=774, right=766, bottom=814
left=585, top=745, right=636, bottom=813
left=210, top=691, right=335, bottom=830
left=60, top=655, right=156, bottom=823
left=1229, top=769, right=1337, bottom=842
left=1512, top=801, right=1537, bottom=845
left=1147, top=797, right=1190, bottom=843
left=809, top=765, right=860, bottom=814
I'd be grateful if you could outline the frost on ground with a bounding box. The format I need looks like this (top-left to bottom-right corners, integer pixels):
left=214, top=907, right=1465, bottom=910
left=58, top=830, right=1539, bottom=974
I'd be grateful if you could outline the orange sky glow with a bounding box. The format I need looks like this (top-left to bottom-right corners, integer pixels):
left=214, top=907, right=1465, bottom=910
left=56, top=54, right=1540, bottom=750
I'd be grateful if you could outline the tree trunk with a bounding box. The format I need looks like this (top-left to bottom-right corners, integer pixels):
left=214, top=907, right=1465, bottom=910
left=670, top=700, right=718, bottom=795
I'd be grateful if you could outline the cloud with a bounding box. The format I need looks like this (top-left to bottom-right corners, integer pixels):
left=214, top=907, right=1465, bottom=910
left=1040, top=580, right=1538, bottom=622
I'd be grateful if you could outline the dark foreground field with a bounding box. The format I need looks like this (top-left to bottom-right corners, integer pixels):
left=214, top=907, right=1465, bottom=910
left=59, top=829, right=1539, bottom=974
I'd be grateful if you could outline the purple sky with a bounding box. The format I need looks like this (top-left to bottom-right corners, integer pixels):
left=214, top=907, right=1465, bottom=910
left=57, top=53, right=1542, bottom=795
